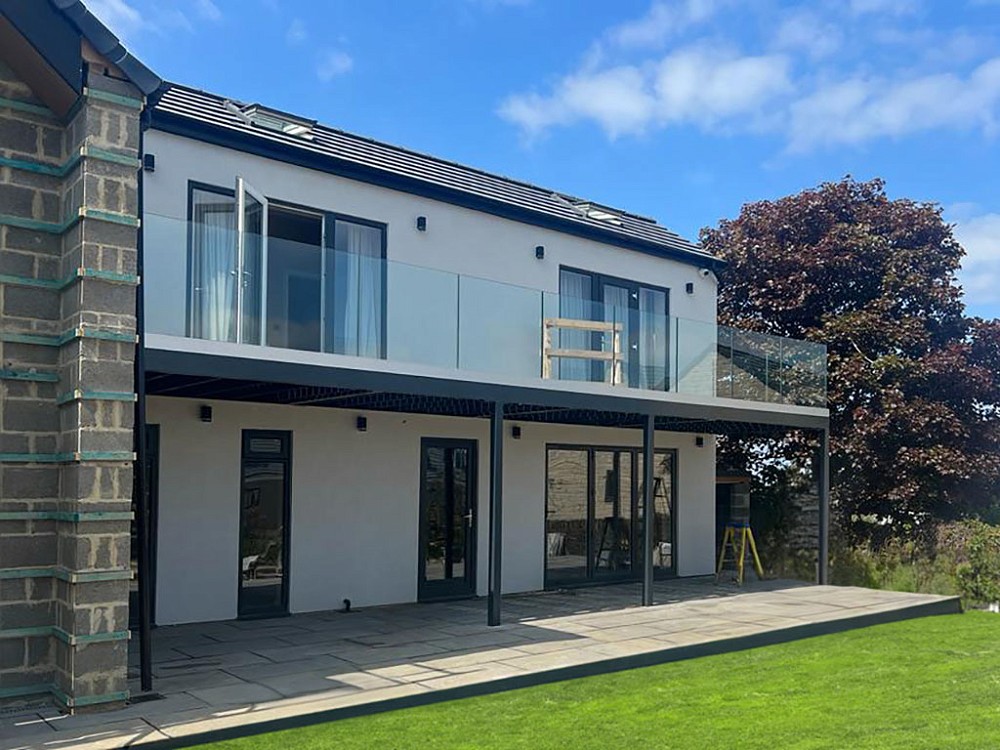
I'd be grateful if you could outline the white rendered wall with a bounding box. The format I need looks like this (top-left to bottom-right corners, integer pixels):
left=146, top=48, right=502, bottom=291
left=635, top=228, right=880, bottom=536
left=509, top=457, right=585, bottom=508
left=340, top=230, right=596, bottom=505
left=148, top=396, right=716, bottom=626
left=142, top=130, right=718, bottom=343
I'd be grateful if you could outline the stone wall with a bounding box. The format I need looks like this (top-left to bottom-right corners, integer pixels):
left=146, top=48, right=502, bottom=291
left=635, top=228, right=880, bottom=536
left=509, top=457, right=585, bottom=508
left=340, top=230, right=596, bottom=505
left=0, top=56, right=140, bottom=711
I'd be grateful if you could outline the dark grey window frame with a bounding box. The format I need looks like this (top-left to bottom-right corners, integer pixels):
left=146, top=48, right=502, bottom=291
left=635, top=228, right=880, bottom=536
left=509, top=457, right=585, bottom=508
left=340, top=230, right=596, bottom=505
left=184, top=181, right=389, bottom=359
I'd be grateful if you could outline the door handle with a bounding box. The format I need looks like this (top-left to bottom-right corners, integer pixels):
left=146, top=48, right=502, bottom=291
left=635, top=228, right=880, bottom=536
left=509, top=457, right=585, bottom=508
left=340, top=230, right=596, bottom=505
left=464, top=512, right=473, bottom=527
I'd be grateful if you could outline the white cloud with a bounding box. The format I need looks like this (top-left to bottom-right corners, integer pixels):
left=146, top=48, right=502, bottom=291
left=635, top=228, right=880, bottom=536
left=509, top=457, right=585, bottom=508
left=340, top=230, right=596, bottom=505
left=500, top=46, right=791, bottom=139
left=787, top=57, right=1000, bottom=150
left=193, top=0, right=222, bottom=22
left=849, top=0, right=921, bottom=15
left=316, top=50, right=354, bottom=82
left=609, top=0, right=725, bottom=48
left=286, top=18, right=306, bottom=45
left=954, top=213, right=1000, bottom=310
left=773, top=11, right=842, bottom=59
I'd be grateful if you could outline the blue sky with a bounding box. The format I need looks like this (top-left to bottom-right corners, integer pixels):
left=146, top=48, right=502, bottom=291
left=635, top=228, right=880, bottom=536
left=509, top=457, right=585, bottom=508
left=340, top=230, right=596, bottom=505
left=89, top=0, right=1000, bottom=319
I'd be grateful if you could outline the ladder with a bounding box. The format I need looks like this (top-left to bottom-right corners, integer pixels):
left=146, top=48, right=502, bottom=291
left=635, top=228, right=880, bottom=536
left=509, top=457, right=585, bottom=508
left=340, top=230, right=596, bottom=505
left=715, top=522, right=764, bottom=585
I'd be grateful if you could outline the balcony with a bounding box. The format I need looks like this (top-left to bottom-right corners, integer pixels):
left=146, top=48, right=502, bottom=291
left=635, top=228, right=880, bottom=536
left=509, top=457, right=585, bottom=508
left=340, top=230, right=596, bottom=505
left=142, top=213, right=826, bottom=409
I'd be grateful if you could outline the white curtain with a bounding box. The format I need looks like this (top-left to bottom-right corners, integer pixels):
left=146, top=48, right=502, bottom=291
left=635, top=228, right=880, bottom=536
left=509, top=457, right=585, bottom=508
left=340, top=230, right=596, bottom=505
left=558, top=270, right=593, bottom=381
left=193, top=201, right=237, bottom=342
left=332, top=221, right=383, bottom=357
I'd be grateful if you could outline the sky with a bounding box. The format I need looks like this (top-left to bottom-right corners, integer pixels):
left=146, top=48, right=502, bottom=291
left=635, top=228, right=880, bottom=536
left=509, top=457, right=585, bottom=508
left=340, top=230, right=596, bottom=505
left=88, top=0, right=1000, bottom=319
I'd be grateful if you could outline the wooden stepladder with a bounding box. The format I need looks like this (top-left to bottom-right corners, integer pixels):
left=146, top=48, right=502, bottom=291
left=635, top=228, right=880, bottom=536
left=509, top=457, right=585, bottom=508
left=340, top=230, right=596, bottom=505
left=716, top=522, right=764, bottom=585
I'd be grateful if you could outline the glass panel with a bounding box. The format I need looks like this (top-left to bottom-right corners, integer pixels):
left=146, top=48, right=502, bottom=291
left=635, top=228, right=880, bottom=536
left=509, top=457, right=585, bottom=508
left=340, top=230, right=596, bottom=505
left=328, top=221, right=384, bottom=357
left=546, top=448, right=589, bottom=582
left=423, top=446, right=470, bottom=583
left=638, top=288, right=668, bottom=390
left=266, top=209, right=322, bottom=351
left=240, top=191, right=264, bottom=345
left=388, top=262, right=458, bottom=368
left=240, top=460, right=285, bottom=615
left=458, top=276, right=541, bottom=378
left=189, top=189, right=237, bottom=342
left=592, top=450, right=633, bottom=578
left=675, top=317, right=717, bottom=396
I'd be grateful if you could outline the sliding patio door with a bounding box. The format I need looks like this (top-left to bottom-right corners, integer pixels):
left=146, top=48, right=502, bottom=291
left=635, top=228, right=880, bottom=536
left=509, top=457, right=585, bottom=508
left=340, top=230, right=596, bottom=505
left=546, top=446, right=676, bottom=586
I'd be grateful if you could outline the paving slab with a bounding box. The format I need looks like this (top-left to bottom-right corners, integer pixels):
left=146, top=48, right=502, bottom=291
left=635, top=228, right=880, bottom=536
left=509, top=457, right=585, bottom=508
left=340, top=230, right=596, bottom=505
left=0, top=579, right=961, bottom=750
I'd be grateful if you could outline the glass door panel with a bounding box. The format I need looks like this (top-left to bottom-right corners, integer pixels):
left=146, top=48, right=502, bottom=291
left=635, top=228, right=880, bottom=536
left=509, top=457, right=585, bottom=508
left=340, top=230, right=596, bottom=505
left=419, top=439, right=476, bottom=600
left=190, top=187, right=237, bottom=342
left=238, top=431, right=290, bottom=618
left=637, top=450, right=677, bottom=576
left=236, top=177, right=267, bottom=345
left=592, top=450, right=634, bottom=579
left=602, top=284, right=633, bottom=385
left=545, top=448, right=590, bottom=583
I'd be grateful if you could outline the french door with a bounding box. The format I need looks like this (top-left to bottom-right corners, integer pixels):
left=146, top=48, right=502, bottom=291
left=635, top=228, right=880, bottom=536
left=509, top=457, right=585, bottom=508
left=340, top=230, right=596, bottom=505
left=238, top=430, right=291, bottom=618
left=418, top=439, right=477, bottom=601
left=235, top=177, right=267, bottom=345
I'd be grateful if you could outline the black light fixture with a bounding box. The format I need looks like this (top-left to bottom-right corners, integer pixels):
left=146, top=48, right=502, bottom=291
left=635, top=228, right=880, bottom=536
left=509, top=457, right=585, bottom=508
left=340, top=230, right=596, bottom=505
left=356, top=415, right=368, bottom=432
left=143, top=153, right=155, bottom=172
left=695, top=435, right=705, bottom=447
left=535, top=245, right=545, bottom=259
left=511, top=425, right=522, bottom=439
left=199, top=405, right=212, bottom=423
left=685, top=282, right=695, bottom=294
left=416, top=216, right=427, bottom=232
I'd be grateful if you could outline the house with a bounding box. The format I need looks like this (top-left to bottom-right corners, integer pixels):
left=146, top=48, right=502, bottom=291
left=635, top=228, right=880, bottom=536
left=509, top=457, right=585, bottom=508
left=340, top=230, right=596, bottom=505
left=0, top=0, right=829, bottom=712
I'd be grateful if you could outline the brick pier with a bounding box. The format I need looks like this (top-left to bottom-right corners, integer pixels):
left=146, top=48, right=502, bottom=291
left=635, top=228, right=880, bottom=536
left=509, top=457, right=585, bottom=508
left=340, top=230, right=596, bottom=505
left=0, top=53, right=142, bottom=711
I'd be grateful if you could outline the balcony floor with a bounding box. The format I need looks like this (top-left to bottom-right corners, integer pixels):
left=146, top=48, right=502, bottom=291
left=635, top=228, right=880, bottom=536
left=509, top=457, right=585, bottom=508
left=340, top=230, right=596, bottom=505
left=1, top=579, right=958, bottom=750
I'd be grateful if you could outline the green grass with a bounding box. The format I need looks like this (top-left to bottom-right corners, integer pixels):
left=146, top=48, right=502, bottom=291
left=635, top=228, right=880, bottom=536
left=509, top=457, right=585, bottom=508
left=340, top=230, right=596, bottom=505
left=200, top=612, right=1000, bottom=750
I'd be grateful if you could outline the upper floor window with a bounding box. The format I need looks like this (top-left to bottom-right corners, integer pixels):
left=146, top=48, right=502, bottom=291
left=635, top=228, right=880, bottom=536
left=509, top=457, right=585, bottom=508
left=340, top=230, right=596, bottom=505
left=558, top=267, right=669, bottom=390
left=188, top=178, right=386, bottom=358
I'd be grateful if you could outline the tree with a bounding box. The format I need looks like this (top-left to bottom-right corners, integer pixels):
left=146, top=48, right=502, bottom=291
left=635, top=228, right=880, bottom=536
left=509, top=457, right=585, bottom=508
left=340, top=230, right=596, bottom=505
left=700, top=177, right=1000, bottom=544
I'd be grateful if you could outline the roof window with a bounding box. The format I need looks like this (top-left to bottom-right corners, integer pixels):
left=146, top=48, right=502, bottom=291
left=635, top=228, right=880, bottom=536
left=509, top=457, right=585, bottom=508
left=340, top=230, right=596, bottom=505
left=227, top=102, right=317, bottom=138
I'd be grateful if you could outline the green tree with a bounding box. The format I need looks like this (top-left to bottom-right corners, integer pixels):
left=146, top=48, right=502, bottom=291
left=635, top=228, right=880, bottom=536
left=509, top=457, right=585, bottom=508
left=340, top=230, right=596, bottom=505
left=701, top=177, right=1000, bottom=544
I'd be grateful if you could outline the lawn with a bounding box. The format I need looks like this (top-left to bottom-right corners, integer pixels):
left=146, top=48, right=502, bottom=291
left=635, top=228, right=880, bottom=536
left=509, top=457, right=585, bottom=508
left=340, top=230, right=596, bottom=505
left=199, top=612, right=1000, bottom=750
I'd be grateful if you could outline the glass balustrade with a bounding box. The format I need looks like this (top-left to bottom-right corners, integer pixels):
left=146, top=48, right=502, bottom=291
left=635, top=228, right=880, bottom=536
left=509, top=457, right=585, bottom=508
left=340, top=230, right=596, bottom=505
left=143, top=212, right=827, bottom=407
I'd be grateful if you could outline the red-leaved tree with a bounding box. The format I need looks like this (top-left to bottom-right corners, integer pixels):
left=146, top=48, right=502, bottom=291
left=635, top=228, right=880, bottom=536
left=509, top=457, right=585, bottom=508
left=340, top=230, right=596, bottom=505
left=701, top=177, right=1000, bottom=544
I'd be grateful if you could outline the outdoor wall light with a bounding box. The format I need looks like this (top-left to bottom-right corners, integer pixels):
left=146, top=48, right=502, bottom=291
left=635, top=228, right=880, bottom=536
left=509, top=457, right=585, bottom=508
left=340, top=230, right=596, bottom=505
left=695, top=435, right=705, bottom=447
left=512, top=425, right=522, bottom=439
left=416, top=216, right=427, bottom=231
left=356, top=415, right=368, bottom=432
left=143, top=153, right=155, bottom=172
left=685, top=282, right=695, bottom=294
left=535, top=245, right=545, bottom=259
left=199, top=405, right=212, bottom=423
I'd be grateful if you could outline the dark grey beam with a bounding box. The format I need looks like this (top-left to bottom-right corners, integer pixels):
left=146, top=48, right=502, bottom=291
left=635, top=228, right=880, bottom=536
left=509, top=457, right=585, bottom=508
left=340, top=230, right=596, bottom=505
left=487, top=401, right=504, bottom=626
left=642, top=414, right=655, bottom=606
left=145, top=348, right=829, bottom=431
left=818, top=428, right=830, bottom=585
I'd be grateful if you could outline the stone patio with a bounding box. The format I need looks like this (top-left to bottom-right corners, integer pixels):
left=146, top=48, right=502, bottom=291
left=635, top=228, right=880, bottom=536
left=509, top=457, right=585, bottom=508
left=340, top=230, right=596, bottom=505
left=0, top=578, right=960, bottom=750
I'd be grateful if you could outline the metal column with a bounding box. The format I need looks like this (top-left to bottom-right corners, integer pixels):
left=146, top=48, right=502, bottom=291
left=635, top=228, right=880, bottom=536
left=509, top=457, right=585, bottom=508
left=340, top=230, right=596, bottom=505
left=134, top=111, right=153, bottom=693
left=642, top=413, right=655, bottom=606
left=487, top=402, right=504, bottom=626
left=817, top=427, right=830, bottom=585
